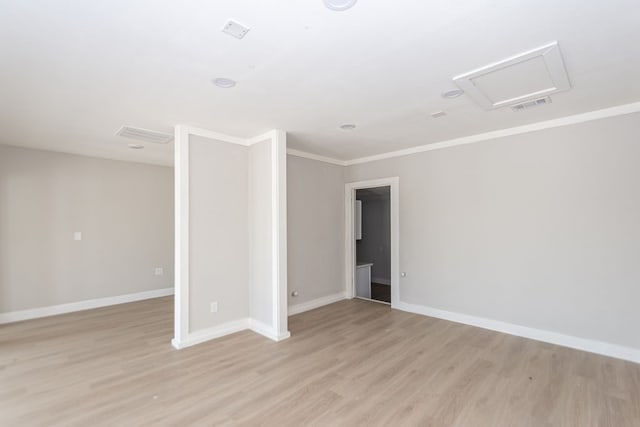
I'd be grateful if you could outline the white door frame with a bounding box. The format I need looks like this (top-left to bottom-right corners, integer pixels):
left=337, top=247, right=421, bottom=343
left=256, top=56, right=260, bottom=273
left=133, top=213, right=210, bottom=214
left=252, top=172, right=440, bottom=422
left=344, top=177, right=400, bottom=308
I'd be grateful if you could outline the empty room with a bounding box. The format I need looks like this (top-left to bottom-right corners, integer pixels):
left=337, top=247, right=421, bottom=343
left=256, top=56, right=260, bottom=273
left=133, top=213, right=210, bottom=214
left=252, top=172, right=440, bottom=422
left=1, top=1, right=639, bottom=426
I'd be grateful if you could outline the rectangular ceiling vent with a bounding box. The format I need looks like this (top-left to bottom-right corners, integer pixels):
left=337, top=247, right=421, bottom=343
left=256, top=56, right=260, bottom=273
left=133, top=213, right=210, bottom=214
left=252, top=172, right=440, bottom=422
left=453, top=41, right=571, bottom=110
left=116, top=126, right=173, bottom=144
left=222, top=20, right=250, bottom=39
left=510, top=96, right=552, bottom=112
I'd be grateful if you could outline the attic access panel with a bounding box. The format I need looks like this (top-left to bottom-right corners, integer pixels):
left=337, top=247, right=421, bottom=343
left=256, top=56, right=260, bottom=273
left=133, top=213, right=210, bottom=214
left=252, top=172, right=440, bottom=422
left=453, top=41, right=571, bottom=110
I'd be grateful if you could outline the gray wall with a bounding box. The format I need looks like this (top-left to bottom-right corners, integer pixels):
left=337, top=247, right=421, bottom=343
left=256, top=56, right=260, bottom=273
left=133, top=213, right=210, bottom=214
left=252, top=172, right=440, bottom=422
left=356, top=188, right=391, bottom=283
left=188, top=136, right=249, bottom=332
left=287, top=155, right=345, bottom=306
left=345, top=113, right=640, bottom=349
left=0, top=145, right=174, bottom=313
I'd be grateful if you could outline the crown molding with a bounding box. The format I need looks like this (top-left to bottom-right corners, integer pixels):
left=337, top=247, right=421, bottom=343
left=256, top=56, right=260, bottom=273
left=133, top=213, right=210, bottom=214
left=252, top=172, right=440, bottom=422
left=286, top=148, right=346, bottom=166
left=345, top=101, right=640, bottom=165
left=179, top=126, right=281, bottom=147
left=286, top=101, right=640, bottom=167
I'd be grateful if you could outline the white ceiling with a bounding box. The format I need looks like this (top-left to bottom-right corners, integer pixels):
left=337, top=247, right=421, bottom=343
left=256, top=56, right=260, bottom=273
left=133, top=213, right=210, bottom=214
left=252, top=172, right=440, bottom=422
left=1, top=0, right=639, bottom=166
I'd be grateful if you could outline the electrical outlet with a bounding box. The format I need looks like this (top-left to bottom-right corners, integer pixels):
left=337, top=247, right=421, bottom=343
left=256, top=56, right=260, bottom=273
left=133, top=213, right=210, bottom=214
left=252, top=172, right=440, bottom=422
left=154, top=267, right=164, bottom=276
left=73, top=231, right=82, bottom=241
left=210, top=302, right=218, bottom=313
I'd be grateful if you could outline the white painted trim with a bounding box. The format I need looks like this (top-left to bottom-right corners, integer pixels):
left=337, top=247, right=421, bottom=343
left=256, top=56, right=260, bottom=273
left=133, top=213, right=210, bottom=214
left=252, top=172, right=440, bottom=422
left=247, top=129, right=277, bottom=146
left=170, top=316, right=292, bottom=350
left=371, top=277, right=391, bottom=286
left=394, top=301, right=640, bottom=364
left=249, top=319, right=291, bottom=341
left=453, top=41, right=571, bottom=110
left=174, top=126, right=289, bottom=348
left=345, top=102, right=640, bottom=165
left=0, top=288, right=174, bottom=324
left=174, top=125, right=190, bottom=344
left=180, top=125, right=248, bottom=146
left=284, top=102, right=640, bottom=167
left=286, top=148, right=346, bottom=166
left=345, top=178, right=400, bottom=306
left=171, top=318, right=250, bottom=350
left=288, top=292, right=346, bottom=316
left=272, top=130, right=290, bottom=338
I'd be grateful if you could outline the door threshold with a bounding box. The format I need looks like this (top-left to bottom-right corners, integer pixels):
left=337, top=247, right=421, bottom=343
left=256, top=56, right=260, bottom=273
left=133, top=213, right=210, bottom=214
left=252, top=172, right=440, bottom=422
left=354, top=296, right=391, bottom=306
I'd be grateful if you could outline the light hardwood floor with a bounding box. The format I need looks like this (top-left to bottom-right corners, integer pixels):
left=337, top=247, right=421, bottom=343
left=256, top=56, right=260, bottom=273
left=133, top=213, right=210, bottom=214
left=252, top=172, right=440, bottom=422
left=1, top=297, right=639, bottom=426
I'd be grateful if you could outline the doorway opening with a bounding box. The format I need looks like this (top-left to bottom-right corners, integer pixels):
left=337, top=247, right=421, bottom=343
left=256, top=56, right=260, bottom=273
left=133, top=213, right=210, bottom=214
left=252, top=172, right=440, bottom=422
left=345, top=177, right=399, bottom=307
left=355, top=187, right=391, bottom=303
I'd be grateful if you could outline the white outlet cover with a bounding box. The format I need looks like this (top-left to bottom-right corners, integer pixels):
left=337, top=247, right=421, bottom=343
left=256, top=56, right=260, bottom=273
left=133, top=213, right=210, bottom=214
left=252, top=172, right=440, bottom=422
left=155, top=267, right=164, bottom=275
left=73, top=231, right=82, bottom=241
left=210, top=302, right=218, bottom=313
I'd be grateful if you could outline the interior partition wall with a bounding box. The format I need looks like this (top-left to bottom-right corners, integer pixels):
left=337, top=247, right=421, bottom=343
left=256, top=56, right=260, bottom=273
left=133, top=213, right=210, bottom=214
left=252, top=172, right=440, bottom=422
left=172, top=126, right=288, bottom=349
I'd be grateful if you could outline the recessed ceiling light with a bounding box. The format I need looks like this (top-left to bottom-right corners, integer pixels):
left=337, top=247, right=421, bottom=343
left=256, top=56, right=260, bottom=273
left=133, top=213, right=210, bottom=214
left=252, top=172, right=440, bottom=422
left=431, top=111, right=447, bottom=118
left=340, top=124, right=356, bottom=130
left=442, top=88, right=464, bottom=99
left=212, top=77, right=236, bottom=88
left=323, top=0, right=357, bottom=11
left=128, top=143, right=144, bottom=149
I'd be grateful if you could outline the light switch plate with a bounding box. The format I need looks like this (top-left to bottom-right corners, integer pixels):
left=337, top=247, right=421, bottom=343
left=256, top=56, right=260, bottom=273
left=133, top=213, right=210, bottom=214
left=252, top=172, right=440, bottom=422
left=210, top=302, right=218, bottom=313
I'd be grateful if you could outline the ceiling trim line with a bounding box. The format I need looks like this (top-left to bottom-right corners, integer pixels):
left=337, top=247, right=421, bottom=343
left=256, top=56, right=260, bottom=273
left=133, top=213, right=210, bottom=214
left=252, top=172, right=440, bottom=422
left=286, top=148, right=346, bottom=166
left=180, top=126, right=249, bottom=146
left=344, top=101, right=640, bottom=166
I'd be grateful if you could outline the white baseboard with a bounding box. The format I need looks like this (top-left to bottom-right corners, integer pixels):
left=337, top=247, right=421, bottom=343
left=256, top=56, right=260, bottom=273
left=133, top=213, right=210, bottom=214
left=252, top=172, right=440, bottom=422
left=394, top=301, right=640, bottom=364
left=288, top=291, right=346, bottom=316
left=171, top=318, right=291, bottom=349
left=371, top=277, right=391, bottom=286
left=0, top=287, right=175, bottom=324
left=171, top=318, right=250, bottom=349
left=249, top=319, right=291, bottom=341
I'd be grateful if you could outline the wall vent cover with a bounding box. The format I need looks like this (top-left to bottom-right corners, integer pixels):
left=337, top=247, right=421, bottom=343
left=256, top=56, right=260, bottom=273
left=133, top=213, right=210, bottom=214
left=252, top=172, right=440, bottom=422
left=116, top=126, right=173, bottom=144
left=453, top=41, right=570, bottom=110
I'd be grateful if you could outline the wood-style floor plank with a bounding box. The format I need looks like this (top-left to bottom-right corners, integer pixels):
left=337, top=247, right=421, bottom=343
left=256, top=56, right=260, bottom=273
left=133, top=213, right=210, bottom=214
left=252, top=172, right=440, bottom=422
left=1, top=297, right=639, bottom=426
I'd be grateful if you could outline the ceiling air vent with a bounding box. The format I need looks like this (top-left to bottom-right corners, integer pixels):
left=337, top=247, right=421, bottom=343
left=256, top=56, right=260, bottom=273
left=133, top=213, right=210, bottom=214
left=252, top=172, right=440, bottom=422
left=510, top=96, right=552, bottom=112
left=116, top=126, right=173, bottom=144
left=222, top=20, right=250, bottom=39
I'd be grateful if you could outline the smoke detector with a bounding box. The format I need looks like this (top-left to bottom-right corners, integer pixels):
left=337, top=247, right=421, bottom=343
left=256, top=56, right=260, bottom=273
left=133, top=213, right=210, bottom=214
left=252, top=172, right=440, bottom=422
left=116, top=126, right=173, bottom=144
left=510, top=96, right=552, bottom=112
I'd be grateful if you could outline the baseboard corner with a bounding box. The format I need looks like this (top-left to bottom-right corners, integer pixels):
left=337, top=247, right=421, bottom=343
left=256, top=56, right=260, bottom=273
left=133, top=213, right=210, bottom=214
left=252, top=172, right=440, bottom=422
left=288, top=291, right=346, bottom=316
